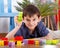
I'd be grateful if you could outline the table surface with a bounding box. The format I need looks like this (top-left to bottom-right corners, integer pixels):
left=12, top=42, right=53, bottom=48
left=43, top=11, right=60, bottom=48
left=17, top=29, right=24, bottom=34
left=0, top=33, right=60, bottom=48
left=0, top=33, right=7, bottom=37
left=0, top=44, right=60, bottom=48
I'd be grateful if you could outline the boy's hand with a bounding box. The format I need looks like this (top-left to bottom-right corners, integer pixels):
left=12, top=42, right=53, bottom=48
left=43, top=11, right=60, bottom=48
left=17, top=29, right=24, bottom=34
left=14, top=16, right=23, bottom=26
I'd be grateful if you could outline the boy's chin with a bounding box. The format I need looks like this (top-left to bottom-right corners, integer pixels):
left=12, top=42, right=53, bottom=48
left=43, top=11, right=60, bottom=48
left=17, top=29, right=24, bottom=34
left=29, top=27, right=35, bottom=30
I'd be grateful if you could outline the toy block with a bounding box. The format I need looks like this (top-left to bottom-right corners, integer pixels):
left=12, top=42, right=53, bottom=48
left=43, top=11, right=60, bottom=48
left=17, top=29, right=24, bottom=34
left=4, top=40, right=8, bottom=46
left=2, top=37, right=8, bottom=46
left=46, top=40, right=52, bottom=45
left=35, top=40, right=40, bottom=45
left=40, top=39, right=46, bottom=45
left=17, top=41, right=22, bottom=46
left=0, top=40, right=2, bottom=46
left=1, top=40, right=4, bottom=46
left=14, top=36, right=23, bottom=41
left=9, top=40, right=15, bottom=47
left=23, top=39, right=28, bottom=44
left=0, top=40, right=4, bottom=46
left=28, top=40, right=35, bottom=44
left=18, top=12, right=23, bottom=22
left=2, top=37, right=8, bottom=40
left=52, top=40, right=59, bottom=45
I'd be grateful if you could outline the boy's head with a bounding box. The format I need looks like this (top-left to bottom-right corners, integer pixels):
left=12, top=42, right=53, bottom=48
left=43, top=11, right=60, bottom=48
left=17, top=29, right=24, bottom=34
left=22, top=5, right=41, bottom=30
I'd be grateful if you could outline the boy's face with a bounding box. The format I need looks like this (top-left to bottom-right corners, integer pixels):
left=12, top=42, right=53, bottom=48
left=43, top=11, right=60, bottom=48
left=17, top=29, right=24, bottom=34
left=23, top=14, right=41, bottom=30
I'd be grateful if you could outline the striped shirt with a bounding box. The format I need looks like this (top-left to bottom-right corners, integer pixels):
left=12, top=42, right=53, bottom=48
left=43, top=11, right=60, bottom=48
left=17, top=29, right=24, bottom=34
left=14, top=21, right=49, bottom=39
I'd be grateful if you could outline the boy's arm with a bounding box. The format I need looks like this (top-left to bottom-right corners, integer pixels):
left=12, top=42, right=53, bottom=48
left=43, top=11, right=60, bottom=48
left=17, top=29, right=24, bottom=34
left=5, top=22, right=22, bottom=40
left=6, top=25, right=21, bottom=40
left=32, top=33, right=52, bottom=40
left=37, top=21, right=53, bottom=40
left=40, top=32, right=53, bottom=40
left=6, top=16, right=23, bottom=39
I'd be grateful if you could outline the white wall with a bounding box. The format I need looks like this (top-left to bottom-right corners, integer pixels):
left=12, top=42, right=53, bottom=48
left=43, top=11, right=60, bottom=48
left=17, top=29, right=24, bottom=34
left=1, top=0, right=54, bottom=33
left=0, top=0, right=32, bottom=33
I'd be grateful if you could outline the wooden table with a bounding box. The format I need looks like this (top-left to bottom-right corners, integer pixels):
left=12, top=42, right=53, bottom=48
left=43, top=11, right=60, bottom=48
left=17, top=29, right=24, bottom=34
left=0, top=33, right=60, bottom=48
left=0, top=44, right=60, bottom=48
left=0, top=33, right=7, bottom=37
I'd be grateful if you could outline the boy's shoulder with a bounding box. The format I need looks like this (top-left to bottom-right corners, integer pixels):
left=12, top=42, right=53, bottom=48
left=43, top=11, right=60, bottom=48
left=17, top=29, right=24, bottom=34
left=20, top=22, right=27, bottom=30
left=20, top=22, right=25, bottom=28
left=38, top=21, right=44, bottom=26
left=37, top=20, right=47, bottom=31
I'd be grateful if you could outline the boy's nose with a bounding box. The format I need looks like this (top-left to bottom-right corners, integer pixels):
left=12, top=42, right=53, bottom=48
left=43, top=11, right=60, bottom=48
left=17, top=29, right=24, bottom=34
left=30, top=21, right=34, bottom=25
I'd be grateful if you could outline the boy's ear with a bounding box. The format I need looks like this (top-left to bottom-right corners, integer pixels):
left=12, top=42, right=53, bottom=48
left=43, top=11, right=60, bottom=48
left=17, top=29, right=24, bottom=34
left=39, top=16, right=41, bottom=21
left=22, top=18, right=25, bottom=22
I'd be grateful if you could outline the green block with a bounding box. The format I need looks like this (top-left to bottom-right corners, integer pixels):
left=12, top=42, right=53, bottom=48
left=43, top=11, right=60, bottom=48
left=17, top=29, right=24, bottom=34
left=18, top=12, right=23, bottom=22
left=46, top=40, right=52, bottom=45
left=51, top=40, right=59, bottom=45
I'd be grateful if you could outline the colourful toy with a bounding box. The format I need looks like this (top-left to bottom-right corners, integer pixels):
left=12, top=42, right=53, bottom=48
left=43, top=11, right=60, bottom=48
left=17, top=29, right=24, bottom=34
left=9, top=40, right=15, bottom=47
left=35, top=40, right=40, bottom=45
left=52, top=40, right=59, bottom=45
left=0, top=40, right=3, bottom=46
left=28, top=40, right=35, bottom=44
left=14, top=36, right=23, bottom=46
left=0, top=40, right=1, bottom=46
left=40, top=39, right=46, bottom=45
left=0, top=37, right=59, bottom=47
left=1, top=40, right=4, bottom=46
left=17, top=41, right=22, bottom=46
left=18, top=12, right=23, bottom=22
left=23, top=39, right=28, bottom=44
left=46, top=40, right=52, bottom=45
left=14, top=36, right=23, bottom=41
left=2, top=38, right=8, bottom=46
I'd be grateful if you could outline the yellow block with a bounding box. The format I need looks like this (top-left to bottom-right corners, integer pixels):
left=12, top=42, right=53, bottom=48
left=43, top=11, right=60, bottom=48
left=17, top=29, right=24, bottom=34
left=35, top=40, right=40, bottom=45
left=0, top=40, right=4, bottom=46
left=0, top=40, right=2, bottom=46
left=18, top=12, right=23, bottom=22
left=9, top=40, right=14, bottom=42
left=1, top=41, right=4, bottom=46
left=52, top=40, right=59, bottom=45
left=17, top=41, right=22, bottom=46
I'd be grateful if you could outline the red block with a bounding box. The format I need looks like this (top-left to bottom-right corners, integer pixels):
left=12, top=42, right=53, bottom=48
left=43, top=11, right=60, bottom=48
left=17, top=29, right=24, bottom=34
left=14, top=36, right=23, bottom=41
left=2, top=37, right=8, bottom=46
left=2, top=37, right=8, bottom=40
left=28, top=40, right=35, bottom=44
left=4, top=40, right=8, bottom=46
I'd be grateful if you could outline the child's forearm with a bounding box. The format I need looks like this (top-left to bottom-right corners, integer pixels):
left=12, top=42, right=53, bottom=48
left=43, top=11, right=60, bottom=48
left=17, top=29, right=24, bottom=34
left=5, top=23, right=22, bottom=40
left=40, top=33, right=53, bottom=40
left=26, top=33, right=52, bottom=40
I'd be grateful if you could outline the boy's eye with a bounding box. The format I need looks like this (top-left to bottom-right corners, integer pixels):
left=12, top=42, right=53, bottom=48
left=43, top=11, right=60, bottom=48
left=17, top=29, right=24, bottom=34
left=26, top=19, right=30, bottom=21
left=33, top=19, right=36, bottom=21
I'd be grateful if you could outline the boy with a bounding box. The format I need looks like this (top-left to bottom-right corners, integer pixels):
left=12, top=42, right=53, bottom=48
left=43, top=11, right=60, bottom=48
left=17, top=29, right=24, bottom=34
left=6, top=5, right=52, bottom=40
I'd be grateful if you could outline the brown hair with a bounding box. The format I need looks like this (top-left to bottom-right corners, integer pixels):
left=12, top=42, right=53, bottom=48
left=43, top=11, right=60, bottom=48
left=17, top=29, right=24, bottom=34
left=22, top=4, right=40, bottom=18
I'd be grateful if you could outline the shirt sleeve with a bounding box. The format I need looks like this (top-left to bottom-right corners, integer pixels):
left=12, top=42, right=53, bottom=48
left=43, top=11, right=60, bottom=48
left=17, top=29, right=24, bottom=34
left=14, top=28, right=22, bottom=37
left=14, top=23, right=24, bottom=37
left=14, top=22, right=25, bottom=37
left=38, top=21, right=49, bottom=37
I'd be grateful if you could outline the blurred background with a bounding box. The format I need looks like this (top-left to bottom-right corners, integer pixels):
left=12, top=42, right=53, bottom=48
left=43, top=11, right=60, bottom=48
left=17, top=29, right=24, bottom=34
left=0, top=0, right=60, bottom=34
